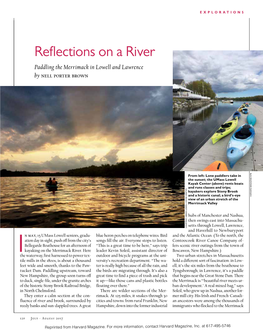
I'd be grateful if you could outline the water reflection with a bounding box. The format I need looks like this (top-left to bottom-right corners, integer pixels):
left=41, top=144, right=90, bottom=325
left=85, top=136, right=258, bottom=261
left=189, top=105, right=214, bottom=122
left=173, top=104, right=216, bottom=126
left=1, top=176, right=184, bottom=228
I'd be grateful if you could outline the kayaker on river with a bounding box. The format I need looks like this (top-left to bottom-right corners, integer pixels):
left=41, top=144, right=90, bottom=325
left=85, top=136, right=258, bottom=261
left=52, top=178, right=57, bottom=185
left=47, top=177, right=52, bottom=184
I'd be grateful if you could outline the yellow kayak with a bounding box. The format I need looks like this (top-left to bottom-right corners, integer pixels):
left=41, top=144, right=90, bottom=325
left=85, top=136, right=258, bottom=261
left=211, top=118, right=238, bottom=144
left=239, top=104, right=246, bottom=111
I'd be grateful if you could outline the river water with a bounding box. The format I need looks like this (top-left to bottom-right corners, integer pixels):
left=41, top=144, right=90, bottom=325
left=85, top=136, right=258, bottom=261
left=173, top=101, right=263, bottom=170
left=0, top=176, right=184, bottom=228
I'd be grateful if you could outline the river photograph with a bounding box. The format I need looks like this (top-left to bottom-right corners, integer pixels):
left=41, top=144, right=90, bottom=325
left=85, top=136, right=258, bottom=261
left=173, top=101, right=263, bottom=170
left=173, top=51, right=263, bottom=171
left=1, top=176, right=184, bottom=228
left=0, top=86, right=184, bottom=228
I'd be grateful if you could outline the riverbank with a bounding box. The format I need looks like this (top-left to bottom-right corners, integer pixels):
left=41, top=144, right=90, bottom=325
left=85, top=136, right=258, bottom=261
left=1, top=154, right=184, bottom=180
left=173, top=98, right=211, bottom=115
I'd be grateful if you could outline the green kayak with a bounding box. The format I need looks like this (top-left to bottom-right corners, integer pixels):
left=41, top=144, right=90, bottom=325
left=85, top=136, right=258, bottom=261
left=211, top=118, right=238, bottom=144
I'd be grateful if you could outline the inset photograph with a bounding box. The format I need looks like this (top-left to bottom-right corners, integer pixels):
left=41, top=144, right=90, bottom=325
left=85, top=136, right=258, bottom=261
left=1, top=87, right=184, bottom=228
left=173, top=51, right=263, bottom=171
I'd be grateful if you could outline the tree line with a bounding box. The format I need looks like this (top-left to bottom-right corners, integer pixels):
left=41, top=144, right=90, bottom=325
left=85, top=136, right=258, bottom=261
left=1, top=154, right=184, bottom=181
left=67, top=154, right=182, bottom=180
left=0, top=169, right=65, bottom=177
left=186, top=80, right=216, bottom=99
left=231, top=95, right=263, bottom=101
left=218, top=95, right=263, bottom=101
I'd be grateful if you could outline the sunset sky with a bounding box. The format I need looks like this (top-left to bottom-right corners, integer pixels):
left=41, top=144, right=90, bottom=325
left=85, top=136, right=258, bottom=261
left=1, top=87, right=172, bottom=172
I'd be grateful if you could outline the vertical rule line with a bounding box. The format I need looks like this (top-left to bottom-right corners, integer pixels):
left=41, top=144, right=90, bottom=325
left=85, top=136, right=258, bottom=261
left=248, top=18, right=250, bottom=50
left=13, top=229, right=15, bottom=313
left=12, top=17, right=16, bottom=311
left=13, top=18, right=15, bottom=86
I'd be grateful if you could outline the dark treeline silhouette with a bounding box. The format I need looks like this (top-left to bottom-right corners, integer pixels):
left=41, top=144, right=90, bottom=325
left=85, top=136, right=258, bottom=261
left=68, top=154, right=183, bottom=180
left=1, top=154, right=183, bottom=181
left=219, top=95, right=263, bottom=101
left=233, top=95, right=263, bottom=101
left=1, top=169, right=65, bottom=177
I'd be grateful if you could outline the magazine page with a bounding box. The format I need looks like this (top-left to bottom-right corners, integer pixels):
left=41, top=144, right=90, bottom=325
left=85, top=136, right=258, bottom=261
left=1, top=1, right=263, bottom=330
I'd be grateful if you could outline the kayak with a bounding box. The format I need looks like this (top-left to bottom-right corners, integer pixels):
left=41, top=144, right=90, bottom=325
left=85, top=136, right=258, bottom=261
left=46, top=182, right=58, bottom=189
left=227, top=124, right=255, bottom=168
left=233, top=111, right=241, bottom=119
left=242, top=108, right=249, bottom=114
left=203, top=161, right=228, bottom=171
left=247, top=114, right=256, bottom=126
left=211, top=118, right=238, bottom=144
left=239, top=104, right=246, bottom=111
